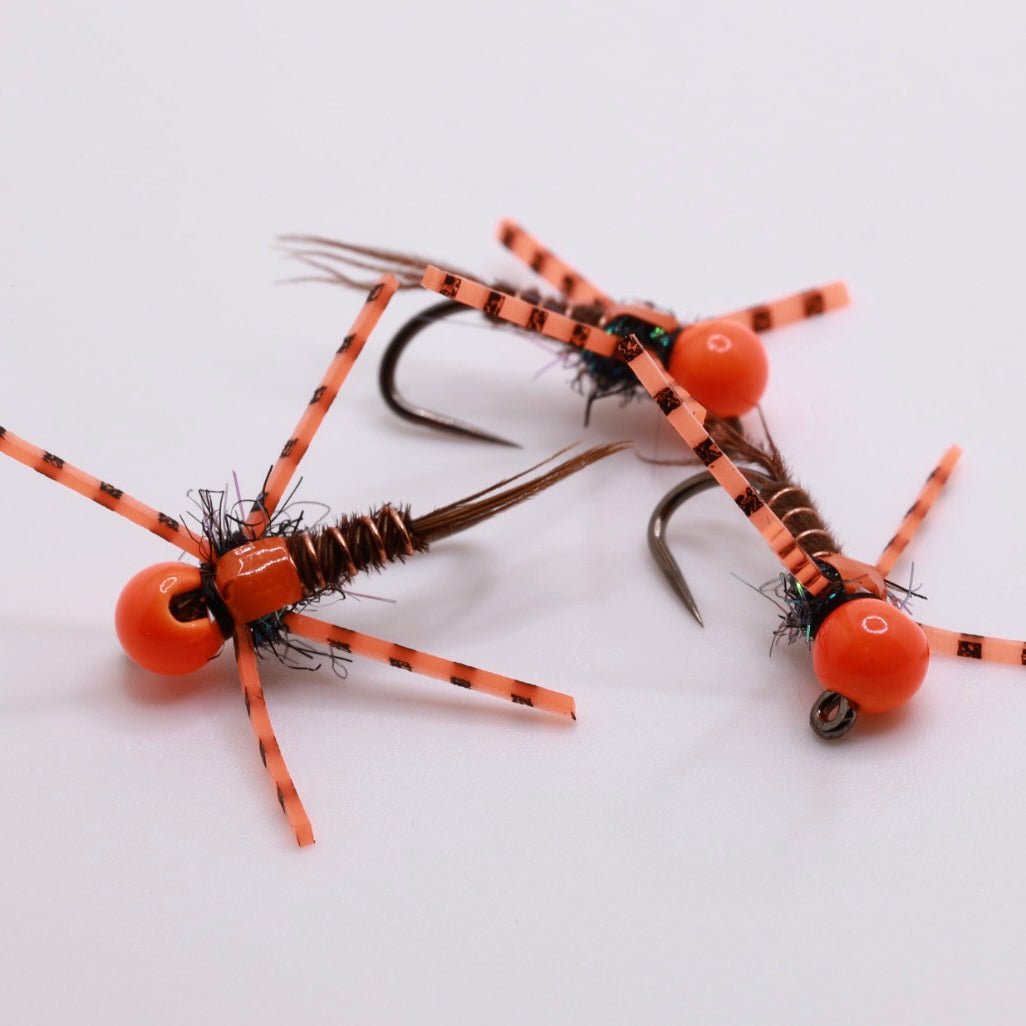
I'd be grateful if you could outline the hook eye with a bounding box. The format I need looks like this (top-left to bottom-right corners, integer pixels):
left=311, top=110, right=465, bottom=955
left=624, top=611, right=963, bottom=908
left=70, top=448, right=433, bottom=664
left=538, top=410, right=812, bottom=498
left=379, top=299, right=522, bottom=448
left=809, top=691, right=859, bottom=740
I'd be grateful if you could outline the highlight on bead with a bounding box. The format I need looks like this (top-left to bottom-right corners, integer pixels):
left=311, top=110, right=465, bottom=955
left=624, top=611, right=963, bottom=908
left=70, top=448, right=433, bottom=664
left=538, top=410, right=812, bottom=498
left=619, top=333, right=1024, bottom=738
left=278, top=219, right=849, bottom=445
left=0, top=277, right=626, bottom=847
left=668, top=319, right=769, bottom=418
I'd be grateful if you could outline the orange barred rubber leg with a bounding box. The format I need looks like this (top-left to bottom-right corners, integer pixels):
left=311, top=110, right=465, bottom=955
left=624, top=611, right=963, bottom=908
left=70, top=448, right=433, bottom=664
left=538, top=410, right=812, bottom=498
left=282, top=612, right=577, bottom=719
left=421, top=265, right=619, bottom=359
left=0, top=425, right=204, bottom=558
left=718, top=281, right=851, bottom=333
left=234, top=628, right=314, bottom=847
left=876, top=446, right=963, bottom=577
left=496, top=219, right=614, bottom=309
left=245, top=275, right=398, bottom=536
left=616, top=336, right=834, bottom=597
left=919, top=624, right=1026, bottom=666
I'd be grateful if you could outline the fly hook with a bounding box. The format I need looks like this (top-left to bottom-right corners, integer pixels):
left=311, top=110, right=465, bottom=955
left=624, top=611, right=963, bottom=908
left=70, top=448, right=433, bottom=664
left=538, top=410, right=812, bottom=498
left=647, top=471, right=723, bottom=627
left=281, top=223, right=850, bottom=453
left=379, top=300, right=522, bottom=448
left=649, top=469, right=863, bottom=738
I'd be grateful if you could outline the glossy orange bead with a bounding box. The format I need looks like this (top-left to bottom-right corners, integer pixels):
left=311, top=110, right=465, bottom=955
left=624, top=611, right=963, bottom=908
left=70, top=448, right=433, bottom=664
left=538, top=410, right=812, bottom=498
left=214, top=538, right=304, bottom=625
left=115, top=563, right=224, bottom=676
left=812, top=598, right=930, bottom=714
left=669, top=319, right=769, bottom=417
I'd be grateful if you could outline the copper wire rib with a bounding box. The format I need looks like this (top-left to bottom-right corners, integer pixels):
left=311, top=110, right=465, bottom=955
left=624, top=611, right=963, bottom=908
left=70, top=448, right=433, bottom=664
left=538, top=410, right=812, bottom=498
left=285, top=444, right=628, bottom=602
left=635, top=353, right=1026, bottom=699
left=618, top=337, right=833, bottom=597
left=648, top=462, right=842, bottom=624
left=326, top=526, right=357, bottom=577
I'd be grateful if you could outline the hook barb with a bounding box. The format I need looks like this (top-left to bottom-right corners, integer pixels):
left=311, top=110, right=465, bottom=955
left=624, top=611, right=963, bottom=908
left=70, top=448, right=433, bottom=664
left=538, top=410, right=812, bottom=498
left=379, top=300, right=522, bottom=448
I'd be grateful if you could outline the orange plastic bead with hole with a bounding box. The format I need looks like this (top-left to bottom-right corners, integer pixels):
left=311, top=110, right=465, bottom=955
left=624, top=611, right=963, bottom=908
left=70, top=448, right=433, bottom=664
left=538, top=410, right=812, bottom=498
left=115, top=563, right=224, bottom=676
left=214, top=538, right=305, bottom=625
left=812, top=598, right=930, bottom=714
left=669, top=319, right=769, bottom=417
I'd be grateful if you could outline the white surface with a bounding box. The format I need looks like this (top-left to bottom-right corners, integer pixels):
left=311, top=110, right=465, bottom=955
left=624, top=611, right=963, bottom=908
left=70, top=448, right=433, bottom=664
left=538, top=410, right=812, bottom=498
left=2, top=3, right=1025, bottom=1024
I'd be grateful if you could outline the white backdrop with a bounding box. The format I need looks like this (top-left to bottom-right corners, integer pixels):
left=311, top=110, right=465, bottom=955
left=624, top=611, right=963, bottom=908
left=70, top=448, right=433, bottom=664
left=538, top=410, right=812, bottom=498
left=2, top=3, right=1025, bottom=1024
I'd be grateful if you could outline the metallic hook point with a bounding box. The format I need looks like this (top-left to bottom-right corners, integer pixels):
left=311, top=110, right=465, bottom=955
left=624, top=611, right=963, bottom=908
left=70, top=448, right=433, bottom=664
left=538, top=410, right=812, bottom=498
left=647, top=471, right=724, bottom=625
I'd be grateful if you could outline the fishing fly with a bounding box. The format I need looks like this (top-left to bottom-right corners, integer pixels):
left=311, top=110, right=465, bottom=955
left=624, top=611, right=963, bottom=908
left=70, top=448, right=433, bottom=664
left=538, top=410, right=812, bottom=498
left=281, top=221, right=850, bottom=446
left=617, top=333, right=1023, bottom=739
left=0, top=277, right=622, bottom=845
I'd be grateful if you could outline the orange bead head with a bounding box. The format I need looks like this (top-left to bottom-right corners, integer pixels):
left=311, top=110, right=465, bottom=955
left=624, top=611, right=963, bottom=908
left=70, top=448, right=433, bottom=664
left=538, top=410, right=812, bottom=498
left=811, top=597, right=930, bottom=715
left=115, top=563, right=224, bottom=675
left=668, top=319, right=769, bottom=417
